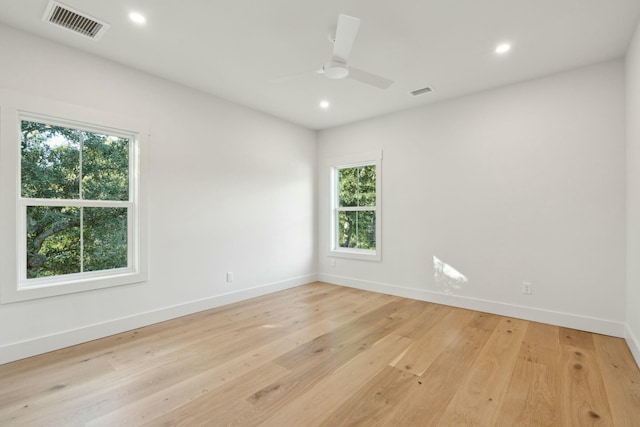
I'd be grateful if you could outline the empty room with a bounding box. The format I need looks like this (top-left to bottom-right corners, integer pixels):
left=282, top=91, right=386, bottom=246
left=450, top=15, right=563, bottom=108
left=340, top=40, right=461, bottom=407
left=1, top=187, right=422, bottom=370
left=1, top=0, right=640, bottom=425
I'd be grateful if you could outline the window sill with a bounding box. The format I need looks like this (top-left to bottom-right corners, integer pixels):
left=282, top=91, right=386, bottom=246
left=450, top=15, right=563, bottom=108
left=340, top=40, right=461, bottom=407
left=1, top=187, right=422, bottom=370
left=2, top=270, right=147, bottom=304
left=330, top=248, right=381, bottom=262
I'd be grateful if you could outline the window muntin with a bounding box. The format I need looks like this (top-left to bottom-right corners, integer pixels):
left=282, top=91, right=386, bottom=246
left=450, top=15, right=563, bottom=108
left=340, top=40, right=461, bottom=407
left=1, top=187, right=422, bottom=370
left=20, top=117, right=135, bottom=286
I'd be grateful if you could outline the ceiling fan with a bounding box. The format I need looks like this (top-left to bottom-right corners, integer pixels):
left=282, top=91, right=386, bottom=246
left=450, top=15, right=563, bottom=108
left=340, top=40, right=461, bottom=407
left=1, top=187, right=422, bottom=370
left=274, top=14, right=394, bottom=90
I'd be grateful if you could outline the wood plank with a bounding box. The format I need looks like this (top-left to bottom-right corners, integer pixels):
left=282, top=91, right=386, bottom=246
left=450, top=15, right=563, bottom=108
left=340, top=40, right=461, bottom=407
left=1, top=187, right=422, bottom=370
left=363, top=312, right=502, bottom=426
left=558, top=328, right=613, bottom=426
left=258, top=333, right=414, bottom=427
left=593, top=334, right=640, bottom=426
left=319, top=365, right=417, bottom=426
left=138, top=362, right=291, bottom=427
left=391, top=301, right=451, bottom=339
left=389, top=307, right=475, bottom=376
left=495, top=321, right=561, bottom=427
left=273, top=298, right=420, bottom=372
left=437, top=317, right=529, bottom=426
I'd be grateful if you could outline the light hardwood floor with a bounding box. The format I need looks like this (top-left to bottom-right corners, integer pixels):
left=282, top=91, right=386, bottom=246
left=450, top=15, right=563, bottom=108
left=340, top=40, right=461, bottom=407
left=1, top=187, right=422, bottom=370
left=1, top=282, right=639, bottom=426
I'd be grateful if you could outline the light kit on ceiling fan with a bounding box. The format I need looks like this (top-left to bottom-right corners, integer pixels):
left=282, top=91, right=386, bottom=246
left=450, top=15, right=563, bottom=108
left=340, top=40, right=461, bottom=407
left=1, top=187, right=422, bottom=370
left=323, top=59, right=349, bottom=79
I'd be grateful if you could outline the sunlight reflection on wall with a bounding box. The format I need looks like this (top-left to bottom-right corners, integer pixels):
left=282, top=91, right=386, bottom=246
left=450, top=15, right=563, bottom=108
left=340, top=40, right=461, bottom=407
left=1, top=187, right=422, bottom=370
left=433, top=256, right=468, bottom=294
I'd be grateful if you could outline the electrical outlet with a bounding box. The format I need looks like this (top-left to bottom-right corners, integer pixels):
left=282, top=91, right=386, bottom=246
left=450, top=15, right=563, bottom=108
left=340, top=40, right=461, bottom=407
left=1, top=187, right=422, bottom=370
left=226, top=272, right=234, bottom=283
left=522, top=282, right=532, bottom=295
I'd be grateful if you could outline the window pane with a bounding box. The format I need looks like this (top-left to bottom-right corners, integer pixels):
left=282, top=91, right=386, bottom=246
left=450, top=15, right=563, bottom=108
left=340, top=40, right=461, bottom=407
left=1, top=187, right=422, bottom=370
left=82, top=132, right=129, bottom=201
left=338, top=165, right=376, bottom=207
left=357, top=210, right=376, bottom=249
left=26, top=206, right=80, bottom=278
left=358, top=165, right=376, bottom=207
left=338, top=210, right=376, bottom=250
left=338, top=168, right=358, bottom=207
left=21, top=121, right=80, bottom=199
left=338, top=211, right=357, bottom=248
left=83, top=207, right=128, bottom=271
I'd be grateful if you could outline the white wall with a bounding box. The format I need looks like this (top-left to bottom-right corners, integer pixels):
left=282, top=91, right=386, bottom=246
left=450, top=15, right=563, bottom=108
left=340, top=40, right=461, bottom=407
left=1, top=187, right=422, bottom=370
left=318, top=61, right=627, bottom=336
left=626, top=21, right=640, bottom=365
left=0, top=25, right=317, bottom=363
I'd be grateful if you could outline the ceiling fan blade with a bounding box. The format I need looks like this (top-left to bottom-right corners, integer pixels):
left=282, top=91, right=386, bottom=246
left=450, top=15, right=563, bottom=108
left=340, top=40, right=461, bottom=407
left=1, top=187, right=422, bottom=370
left=269, top=68, right=321, bottom=84
left=348, top=67, right=394, bottom=89
left=332, top=14, right=360, bottom=62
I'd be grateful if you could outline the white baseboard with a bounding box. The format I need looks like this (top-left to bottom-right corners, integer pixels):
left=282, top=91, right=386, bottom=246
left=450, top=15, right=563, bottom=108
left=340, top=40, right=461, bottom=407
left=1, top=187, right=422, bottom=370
left=0, top=274, right=317, bottom=365
left=4, top=273, right=633, bottom=367
left=625, top=324, right=640, bottom=369
left=318, top=273, right=626, bottom=338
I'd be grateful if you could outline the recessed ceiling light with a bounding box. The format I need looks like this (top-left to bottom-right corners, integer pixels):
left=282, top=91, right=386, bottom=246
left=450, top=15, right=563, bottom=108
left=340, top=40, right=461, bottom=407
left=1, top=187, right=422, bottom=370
left=129, top=12, right=146, bottom=25
left=495, top=43, right=511, bottom=54
left=319, top=100, right=330, bottom=109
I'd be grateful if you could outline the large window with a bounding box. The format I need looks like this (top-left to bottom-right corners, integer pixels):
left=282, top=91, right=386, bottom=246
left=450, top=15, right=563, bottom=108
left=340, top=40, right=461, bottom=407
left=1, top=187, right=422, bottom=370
left=21, top=118, right=131, bottom=280
left=0, top=95, right=147, bottom=303
left=330, top=151, right=381, bottom=261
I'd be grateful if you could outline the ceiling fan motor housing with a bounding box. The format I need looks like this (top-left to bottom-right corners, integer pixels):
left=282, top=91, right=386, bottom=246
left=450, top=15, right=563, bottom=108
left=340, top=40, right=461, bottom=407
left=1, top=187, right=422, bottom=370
left=323, top=58, right=349, bottom=79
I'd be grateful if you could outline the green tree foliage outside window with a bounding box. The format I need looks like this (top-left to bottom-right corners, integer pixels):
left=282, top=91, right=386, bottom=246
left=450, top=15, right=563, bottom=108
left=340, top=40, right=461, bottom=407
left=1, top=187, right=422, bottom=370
left=337, top=165, right=376, bottom=250
left=21, top=120, right=129, bottom=279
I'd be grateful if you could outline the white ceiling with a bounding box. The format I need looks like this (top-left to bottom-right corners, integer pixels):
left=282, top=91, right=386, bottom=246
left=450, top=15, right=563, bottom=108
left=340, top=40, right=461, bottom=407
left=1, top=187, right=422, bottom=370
left=0, top=0, right=639, bottom=130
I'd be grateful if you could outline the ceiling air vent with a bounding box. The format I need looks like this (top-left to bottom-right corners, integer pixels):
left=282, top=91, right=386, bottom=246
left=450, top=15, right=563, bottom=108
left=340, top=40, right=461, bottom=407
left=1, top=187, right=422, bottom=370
left=410, top=86, right=434, bottom=96
left=43, top=1, right=110, bottom=40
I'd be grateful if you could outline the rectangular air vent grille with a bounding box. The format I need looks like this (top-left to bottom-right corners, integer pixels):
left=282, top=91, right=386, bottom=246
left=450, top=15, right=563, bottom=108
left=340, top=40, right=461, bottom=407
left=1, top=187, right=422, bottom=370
left=43, top=1, right=109, bottom=40
left=410, top=86, right=434, bottom=96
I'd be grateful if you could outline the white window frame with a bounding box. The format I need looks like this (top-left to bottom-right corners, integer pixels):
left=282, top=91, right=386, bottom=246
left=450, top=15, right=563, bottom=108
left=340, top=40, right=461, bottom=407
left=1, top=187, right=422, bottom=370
left=329, top=150, right=382, bottom=261
left=0, top=90, right=148, bottom=303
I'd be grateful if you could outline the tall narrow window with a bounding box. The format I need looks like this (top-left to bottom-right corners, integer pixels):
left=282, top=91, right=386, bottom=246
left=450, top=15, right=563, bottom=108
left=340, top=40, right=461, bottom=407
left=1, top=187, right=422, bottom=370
left=330, top=151, right=381, bottom=261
